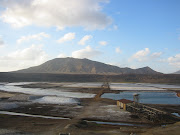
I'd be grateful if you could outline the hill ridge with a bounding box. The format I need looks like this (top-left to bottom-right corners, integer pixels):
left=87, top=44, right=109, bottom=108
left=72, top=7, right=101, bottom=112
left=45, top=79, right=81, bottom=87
left=14, top=57, right=160, bottom=74
left=173, top=70, right=180, bottom=74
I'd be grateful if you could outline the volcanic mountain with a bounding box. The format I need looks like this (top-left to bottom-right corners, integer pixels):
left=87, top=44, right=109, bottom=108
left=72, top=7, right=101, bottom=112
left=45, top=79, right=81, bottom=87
left=14, top=57, right=160, bottom=74
left=173, top=70, right=180, bottom=74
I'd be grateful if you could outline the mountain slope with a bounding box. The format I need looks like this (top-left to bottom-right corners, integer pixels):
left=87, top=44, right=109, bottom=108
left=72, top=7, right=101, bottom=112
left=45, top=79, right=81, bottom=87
left=14, top=58, right=160, bottom=74
left=173, top=70, right=180, bottom=74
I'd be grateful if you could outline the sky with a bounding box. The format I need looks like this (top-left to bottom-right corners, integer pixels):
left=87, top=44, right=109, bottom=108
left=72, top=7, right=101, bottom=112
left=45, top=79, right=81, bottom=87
left=0, top=0, right=180, bottom=73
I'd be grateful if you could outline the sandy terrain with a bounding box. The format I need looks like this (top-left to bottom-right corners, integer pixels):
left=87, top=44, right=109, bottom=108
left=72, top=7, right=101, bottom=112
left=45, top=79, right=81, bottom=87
left=141, top=122, right=180, bottom=135
left=0, top=91, right=15, bottom=98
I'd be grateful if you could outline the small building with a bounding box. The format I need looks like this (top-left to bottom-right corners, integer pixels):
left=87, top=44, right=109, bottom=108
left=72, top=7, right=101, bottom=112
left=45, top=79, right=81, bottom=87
left=117, top=99, right=134, bottom=110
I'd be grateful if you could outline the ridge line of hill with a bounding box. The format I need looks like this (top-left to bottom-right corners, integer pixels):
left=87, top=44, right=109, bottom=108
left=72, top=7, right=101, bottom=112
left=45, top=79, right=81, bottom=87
left=14, top=57, right=161, bottom=75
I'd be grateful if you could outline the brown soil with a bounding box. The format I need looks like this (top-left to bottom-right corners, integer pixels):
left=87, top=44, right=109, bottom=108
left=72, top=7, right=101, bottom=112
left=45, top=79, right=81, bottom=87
left=141, top=122, right=180, bottom=135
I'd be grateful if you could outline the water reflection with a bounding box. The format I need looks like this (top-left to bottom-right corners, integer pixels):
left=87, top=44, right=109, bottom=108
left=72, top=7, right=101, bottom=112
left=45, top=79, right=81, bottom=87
left=102, top=92, right=180, bottom=104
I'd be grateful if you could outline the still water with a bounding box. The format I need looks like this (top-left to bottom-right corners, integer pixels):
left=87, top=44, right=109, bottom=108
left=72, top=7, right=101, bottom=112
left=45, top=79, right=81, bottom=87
left=0, top=111, right=70, bottom=120
left=101, top=92, right=180, bottom=104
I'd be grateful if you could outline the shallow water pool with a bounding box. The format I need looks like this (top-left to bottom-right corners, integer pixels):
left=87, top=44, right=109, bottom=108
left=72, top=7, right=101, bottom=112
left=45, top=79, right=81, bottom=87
left=101, top=92, right=180, bottom=104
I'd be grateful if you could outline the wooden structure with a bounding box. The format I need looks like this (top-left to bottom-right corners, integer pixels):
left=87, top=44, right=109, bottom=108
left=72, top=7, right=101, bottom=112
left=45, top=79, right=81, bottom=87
left=101, top=81, right=110, bottom=90
left=101, top=75, right=110, bottom=90
left=117, top=99, right=134, bottom=110
left=126, top=102, right=170, bottom=123
left=117, top=98, right=175, bottom=123
left=177, top=92, right=180, bottom=97
left=133, top=93, right=139, bottom=103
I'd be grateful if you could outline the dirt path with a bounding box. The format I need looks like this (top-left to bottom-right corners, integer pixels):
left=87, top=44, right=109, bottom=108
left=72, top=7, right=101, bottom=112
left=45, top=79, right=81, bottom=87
left=50, top=88, right=107, bottom=134
left=66, top=89, right=105, bottom=123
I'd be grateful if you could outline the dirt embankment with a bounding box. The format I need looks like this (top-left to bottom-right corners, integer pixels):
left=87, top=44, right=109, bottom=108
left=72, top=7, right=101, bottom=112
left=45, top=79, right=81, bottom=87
left=141, top=122, right=180, bottom=135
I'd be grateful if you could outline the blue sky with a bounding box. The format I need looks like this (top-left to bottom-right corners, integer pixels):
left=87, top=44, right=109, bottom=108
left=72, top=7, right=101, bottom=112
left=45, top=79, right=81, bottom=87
left=0, top=0, right=179, bottom=73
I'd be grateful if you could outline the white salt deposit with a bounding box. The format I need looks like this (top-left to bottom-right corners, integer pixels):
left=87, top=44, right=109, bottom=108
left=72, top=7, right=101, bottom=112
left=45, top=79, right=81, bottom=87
left=110, top=83, right=165, bottom=90
left=0, top=82, right=171, bottom=105
left=63, top=82, right=179, bottom=90
left=63, top=82, right=102, bottom=88
left=0, top=83, right=7, bottom=85
left=9, top=95, right=42, bottom=101
left=110, top=86, right=164, bottom=90
left=7, top=82, right=37, bottom=86
left=0, top=83, right=95, bottom=105
left=0, top=111, right=70, bottom=120
left=0, top=85, right=95, bottom=98
left=1, top=82, right=179, bottom=105
left=137, top=83, right=180, bottom=89
left=34, top=96, right=79, bottom=104
left=110, top=83, right=180, bottom=90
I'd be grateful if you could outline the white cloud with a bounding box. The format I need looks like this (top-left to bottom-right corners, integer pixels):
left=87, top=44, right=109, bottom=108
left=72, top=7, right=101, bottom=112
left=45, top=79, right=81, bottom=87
left=0, top=44, right=48, bottom=71
left=17, top=32, right=50, bottom=44
left=0, top=36, right=5, bottom=46
left=78, top=35, right=92, bottom=45
left=4, top=44, right=47, bottom=60
left=72, top=46, right=102, bottom=59
left=99, top=41, right=107, bottom=46
left=57, top=32, right=75, bottom=44
left=57, top=53, right=67, bottom=58
left=131, top=48, right=150, bottom=61
left=151, top=52, right=162, bottom=58
left=113, top=25, right=118, bottom=30
left=115, top=47, right=121, bottom=53
left=0, top=0, right=112, bottom=30
left=130, top=48, right=163, bottom=62
left=108, top=25, right=118, bottom=31
left=168, top=54, right=180, bottom=68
